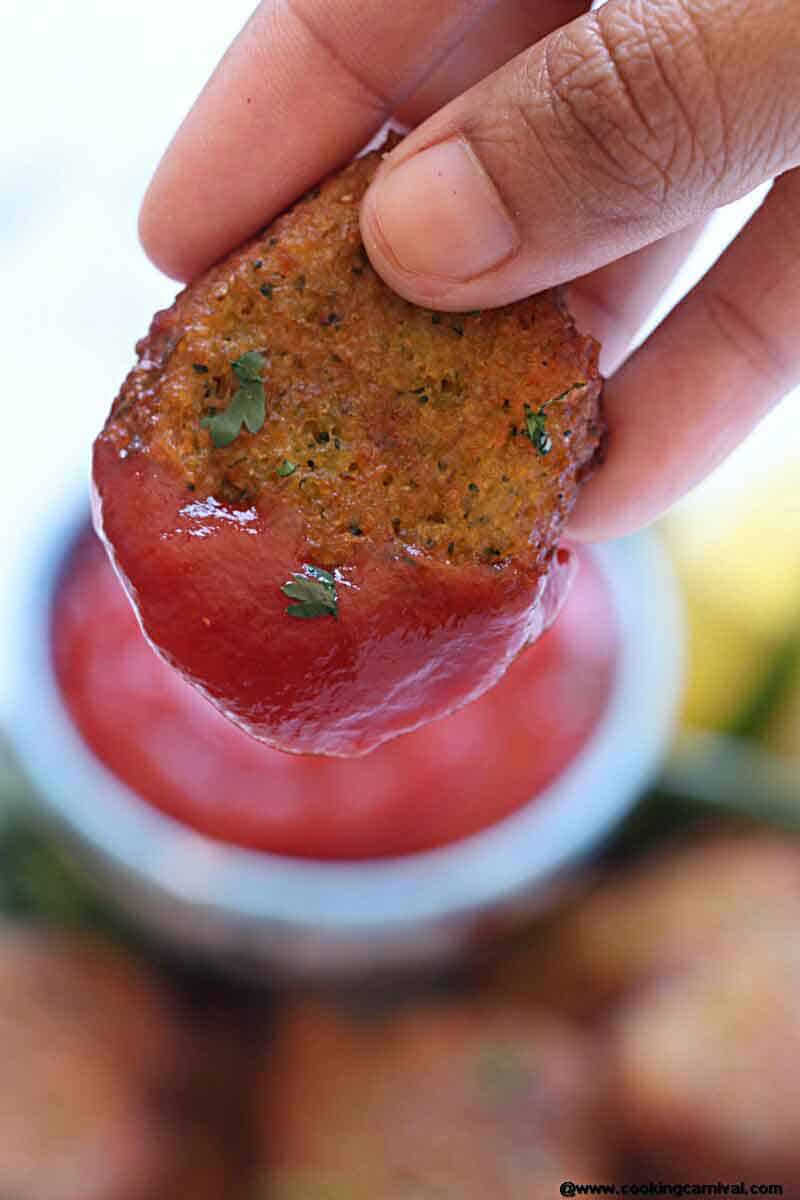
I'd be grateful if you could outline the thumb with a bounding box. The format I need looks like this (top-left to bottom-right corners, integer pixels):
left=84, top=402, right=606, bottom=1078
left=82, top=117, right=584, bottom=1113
left=361, top=0, right=800, bottom=310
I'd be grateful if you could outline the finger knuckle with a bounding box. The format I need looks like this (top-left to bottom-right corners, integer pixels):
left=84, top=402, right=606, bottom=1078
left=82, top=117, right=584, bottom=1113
left=701, top=286, right=798, bottom=394
left=533, top=3, right=729, bottom=216
left=283, top=0, right=394, bottom=116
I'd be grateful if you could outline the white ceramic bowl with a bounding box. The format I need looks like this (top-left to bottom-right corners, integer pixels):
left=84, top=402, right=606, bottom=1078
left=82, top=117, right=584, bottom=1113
left=7, top=490, right=682, bottom=978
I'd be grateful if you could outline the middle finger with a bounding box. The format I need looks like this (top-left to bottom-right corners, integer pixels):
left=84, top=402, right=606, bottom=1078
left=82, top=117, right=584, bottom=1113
left=396, top=0, right=589, bottom=126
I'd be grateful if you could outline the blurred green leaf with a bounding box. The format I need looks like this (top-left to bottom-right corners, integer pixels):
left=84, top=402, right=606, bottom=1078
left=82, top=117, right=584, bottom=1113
left=0, top=738, right=138, bottom=944
left=728, top=622, right=800, bottom=741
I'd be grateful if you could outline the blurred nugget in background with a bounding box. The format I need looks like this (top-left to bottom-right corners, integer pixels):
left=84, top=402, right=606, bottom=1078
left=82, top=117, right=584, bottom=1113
left=479, top=833, right=800, bottom=1182
left=256, top=999, right=613, bottom=1198
left=0, top=926, right=243, bottom=1200
left=481, top=834, right=800, bottom=1021
left=608, top=921, right=800, bottom=1180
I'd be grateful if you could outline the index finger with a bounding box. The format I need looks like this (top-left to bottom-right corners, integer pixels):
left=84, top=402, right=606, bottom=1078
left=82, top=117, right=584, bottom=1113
left=139, top=0, right=492, bottom=281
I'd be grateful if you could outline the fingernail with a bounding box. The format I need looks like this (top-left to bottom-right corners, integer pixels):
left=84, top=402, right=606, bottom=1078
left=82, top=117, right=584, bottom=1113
left=366, top=136, right=519, bottom=282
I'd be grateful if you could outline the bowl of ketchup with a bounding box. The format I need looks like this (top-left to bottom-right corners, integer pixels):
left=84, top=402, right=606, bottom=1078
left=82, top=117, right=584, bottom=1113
left=8, top=491, right=681, bottom=977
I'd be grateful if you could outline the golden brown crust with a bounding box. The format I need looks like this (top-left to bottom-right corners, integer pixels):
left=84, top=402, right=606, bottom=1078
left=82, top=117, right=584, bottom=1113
left=0, top=929, right=177, bottom=1200
left=258, top=1000, right=612, bottom=1198
left=104, top=138, right=603, bottom=573
left=609, top=923, right=800, bottom=1178
left=480, top=833, right=800, bottom=1021
left=0, top=928, right=246, bottom=1200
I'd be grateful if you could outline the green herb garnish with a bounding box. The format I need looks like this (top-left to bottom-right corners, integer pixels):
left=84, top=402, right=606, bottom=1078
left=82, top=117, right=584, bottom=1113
left=277, top=459, right=297, bottom=477
left=281, top=565, right=338, bottom=620
left=201, top=352, right=266, bottom=448
left=523, top=382, right=586, bottom=456
left=524, top=404, right=553, bottom=455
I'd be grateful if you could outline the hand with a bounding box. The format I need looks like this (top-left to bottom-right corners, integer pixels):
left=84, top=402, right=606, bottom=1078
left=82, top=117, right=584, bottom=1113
left=139, top=0, right=800, bottom=540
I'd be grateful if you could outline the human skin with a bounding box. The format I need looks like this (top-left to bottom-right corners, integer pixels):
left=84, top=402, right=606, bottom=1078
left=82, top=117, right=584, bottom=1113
left=138, top=0, right=800, bottom=541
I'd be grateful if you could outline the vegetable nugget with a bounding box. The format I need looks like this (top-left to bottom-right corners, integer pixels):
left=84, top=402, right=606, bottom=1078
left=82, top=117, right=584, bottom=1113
left=609, top=922, right=800, bottom=1180
left=0, top=929, right=188, bottom=1200
left=94, top=137, right=604, bottom=755
left=257, top=1000, right=611, bottom=1198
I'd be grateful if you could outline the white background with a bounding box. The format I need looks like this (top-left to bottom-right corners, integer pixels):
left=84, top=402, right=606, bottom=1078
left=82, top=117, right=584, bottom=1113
left=1, top=0, right=798, bottom=713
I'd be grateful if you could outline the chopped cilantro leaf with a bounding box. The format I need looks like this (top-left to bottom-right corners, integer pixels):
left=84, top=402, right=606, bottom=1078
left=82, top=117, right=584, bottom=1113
left=281, top=565, right=338, bottom=620
left=278, top=459, right=297, bottom=477
left=201, top=353, right=266, bottom=448
left=522, top=382, right=586, bottom=456
left=231, top=352, right=266, bottom=384
left=524, top=404, right=552, bottom=455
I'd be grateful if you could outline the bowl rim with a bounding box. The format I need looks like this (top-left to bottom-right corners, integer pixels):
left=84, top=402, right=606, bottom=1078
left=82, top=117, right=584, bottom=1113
left=7, top=484, right=682, bottom=933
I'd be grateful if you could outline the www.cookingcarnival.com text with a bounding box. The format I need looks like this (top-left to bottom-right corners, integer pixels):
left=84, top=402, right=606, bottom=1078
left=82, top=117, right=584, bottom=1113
left=558, top=1183, right=783, bottom=1197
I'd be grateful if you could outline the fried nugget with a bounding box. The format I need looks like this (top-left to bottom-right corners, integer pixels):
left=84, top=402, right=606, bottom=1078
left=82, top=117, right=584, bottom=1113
left=609, top=920, right=800, bottom=1179
left=255, top=1000, right=612, bottom=1198
left=94, top=137, right=603, bottom=755
left=482, top=834, right=800, bottom=1020
left=0, top=926, right=235, bottom=1200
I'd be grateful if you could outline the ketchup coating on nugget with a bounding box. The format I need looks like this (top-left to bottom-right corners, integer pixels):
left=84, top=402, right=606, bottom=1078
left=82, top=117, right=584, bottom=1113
left=54, top=530, right=617, bottom=859
left=93, top=138, right=604, bottom=756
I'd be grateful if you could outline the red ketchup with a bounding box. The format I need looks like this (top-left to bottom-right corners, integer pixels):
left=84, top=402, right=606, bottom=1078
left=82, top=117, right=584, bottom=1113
left=52, top=530, right=617, bottom=860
